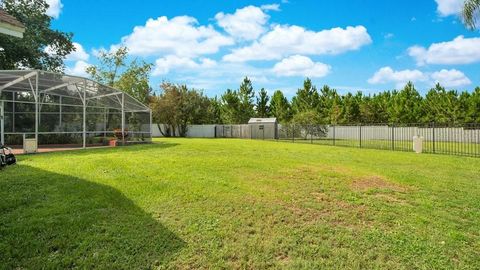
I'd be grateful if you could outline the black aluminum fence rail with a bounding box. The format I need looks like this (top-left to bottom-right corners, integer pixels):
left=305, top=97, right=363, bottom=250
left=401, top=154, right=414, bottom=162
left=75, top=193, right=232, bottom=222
left=277, top=123, right=480, bottom=158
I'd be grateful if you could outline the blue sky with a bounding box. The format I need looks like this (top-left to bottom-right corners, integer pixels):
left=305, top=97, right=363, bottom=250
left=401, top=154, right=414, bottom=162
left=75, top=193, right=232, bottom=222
left=48, top=0, right=479, bottom=97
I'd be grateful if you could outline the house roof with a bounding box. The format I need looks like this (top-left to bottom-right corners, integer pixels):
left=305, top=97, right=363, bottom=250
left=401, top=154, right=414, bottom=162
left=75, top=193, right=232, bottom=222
left=0, top=9, right=25, bottom=38
left=248, top=118, right=278, bottom=124
left=0, top=9, right=24, bottom=28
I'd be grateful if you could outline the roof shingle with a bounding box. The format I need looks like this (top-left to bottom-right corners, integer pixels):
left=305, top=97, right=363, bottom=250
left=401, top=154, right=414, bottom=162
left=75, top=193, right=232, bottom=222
left=0, top=9, right=25, bottom=29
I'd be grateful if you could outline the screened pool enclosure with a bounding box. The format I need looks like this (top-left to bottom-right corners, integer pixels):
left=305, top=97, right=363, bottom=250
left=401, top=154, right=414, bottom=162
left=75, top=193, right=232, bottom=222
left=0, top=70, right=152, bottom=149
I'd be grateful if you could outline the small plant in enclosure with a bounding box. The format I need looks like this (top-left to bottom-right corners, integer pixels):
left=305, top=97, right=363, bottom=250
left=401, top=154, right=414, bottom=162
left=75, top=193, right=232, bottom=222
left=114, top=128, right=129, bottom=140
left=86, top=136, right=109, bottom=145
left=38, top=133, right=80, bottom=145
left=127, top=113, right=141, bottom=132
left=5, top=135, right=23, bottom=146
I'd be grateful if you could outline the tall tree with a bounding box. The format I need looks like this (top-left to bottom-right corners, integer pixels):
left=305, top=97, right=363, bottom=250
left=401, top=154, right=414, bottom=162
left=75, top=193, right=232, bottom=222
left=237, top=77, right=256, bottom=122
left=388, top=82, right=423, bottom=124
left=220, top=89, right=242, bottom=124
left=291, top=78, right=320, bottom=114
left=458, top=91, right=471, bottom=124
left=466, top=87, right=480, bottom=123
left=151, top=82, right=212, bottom=137
left=423, top=84, right=461, bottom=124
left=370, top=92, right=391, bottom=123
left=463, top=0, right=480, bottom=29
left=318, top=85, right=341, bottom=123
left=0, top=0, right=74, bottom=71
left=329, top=93, right=343, bottom=124
left=208, top=97, right=223, bottom=124
left=269, top=90, right=291, bottom=123
left=86, top=46, right=153, bottom=104
left=340, top=92, right=362, bottom=124
left=256, top=88, right=270, bottom=117
left=359, top=94, right=375, bottom=123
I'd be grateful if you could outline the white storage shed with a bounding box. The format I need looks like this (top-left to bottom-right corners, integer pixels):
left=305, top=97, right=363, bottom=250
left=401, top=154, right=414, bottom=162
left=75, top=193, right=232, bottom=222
left=248, top=118, right=278, bottom=140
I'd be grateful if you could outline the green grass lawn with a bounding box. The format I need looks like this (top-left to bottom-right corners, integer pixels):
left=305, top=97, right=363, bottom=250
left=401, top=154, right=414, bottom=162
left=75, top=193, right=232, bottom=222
left=1, top=138, right=480, bottom=269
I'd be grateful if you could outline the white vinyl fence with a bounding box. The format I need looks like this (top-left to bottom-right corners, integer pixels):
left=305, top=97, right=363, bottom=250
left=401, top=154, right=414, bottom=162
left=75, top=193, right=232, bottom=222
left=153, top=124, right=480, bottom=143
left=324, top=125, right=479, bottom=143
left=152, top=123, right=278, bottom=139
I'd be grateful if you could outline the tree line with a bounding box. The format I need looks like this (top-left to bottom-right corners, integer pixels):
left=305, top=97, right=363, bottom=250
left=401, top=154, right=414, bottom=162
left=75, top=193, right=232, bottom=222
left=150, top=76, right=480, bottom=135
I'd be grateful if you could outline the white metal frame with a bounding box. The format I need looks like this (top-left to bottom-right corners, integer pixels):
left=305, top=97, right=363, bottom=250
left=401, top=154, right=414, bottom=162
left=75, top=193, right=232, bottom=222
left=0, top=70, right=152, bottom=148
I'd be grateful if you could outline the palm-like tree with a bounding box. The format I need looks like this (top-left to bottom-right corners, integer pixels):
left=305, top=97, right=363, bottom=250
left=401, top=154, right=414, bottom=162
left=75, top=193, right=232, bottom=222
left=463, top=0, right=480, bottom=29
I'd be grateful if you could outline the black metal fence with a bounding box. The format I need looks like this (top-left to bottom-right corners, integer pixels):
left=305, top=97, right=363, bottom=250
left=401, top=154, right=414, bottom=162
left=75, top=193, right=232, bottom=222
left=277, top=123, right=480, bottom=158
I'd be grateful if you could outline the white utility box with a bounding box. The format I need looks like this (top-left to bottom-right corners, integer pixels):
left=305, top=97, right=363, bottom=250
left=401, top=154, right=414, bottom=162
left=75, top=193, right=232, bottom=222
left=413, top=136, right=423, bottom=154
left=23, top=138, right=38, bottom=154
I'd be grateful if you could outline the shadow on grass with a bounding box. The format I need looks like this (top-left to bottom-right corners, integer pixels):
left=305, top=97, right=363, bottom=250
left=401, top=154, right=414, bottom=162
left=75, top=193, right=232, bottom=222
left=0, top=165, right=185, bottom=269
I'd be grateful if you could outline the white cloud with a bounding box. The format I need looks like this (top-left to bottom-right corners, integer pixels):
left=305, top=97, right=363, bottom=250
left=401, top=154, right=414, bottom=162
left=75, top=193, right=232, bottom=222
left=153, top=55, right=217, bottom=75
left=66, top=60, right=90, bottom=77
left=384, top=33, right=394, bottom=39
left=368, top=66, right=427, bottom=88
left=223, top=25, right=372, bottom=62
left=215, top=6, right=269, bottom=40
left=272, top=55, right=331, bottom=77
left=408, top=36, right=480, bottom=65
left=156, top=61, right=270, bottom=91
left=66, top=42, right=89, bottom=62
left=431, top=69, right=471, bottom=87
left=117, top=16, right=233, bottom=57
left=260, top=4, right=281, bottom=11
left=435, top=0, right=463, bottom=16
left=368, top=67, right=472, bottom=88
left=46, top=0, right=63, bottom=19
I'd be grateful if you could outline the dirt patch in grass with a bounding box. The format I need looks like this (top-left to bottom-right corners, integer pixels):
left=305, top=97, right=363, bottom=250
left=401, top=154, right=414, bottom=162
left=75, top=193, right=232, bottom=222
left=281, top=191, right=372, bottom=229
left=239, top=164, right=352, bottom=187
left=291, top=164, right=352, bottom=178
left=351, top=176, right=406, bottom=192
left=373, top=193, right=409, bottom=205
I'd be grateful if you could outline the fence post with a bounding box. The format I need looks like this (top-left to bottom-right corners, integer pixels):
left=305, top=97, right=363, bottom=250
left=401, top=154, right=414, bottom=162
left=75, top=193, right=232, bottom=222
left=391, top=124, right=395, bottom=151
left=432, top=122, right=436, bottom=154
left=359, top=124, right=362, bottom=148
left=333, top=124, right=336, bottom=146
left=277, top=124, right=279, bottom=141
left=310, top=125, right=313, bottom=144
left=292, top=124, right=295, bottom=143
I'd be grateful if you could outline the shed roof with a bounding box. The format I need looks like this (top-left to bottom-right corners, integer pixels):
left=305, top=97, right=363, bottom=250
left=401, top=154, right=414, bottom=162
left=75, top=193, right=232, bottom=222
left=248, top=118, right=277, bottom=124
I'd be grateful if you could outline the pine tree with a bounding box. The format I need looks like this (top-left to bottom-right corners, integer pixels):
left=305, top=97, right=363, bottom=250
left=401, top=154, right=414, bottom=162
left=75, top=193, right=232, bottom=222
left=270, top=90, right=292, bottom=123
left=291, top=78, right=320, bottom=114
left=220, top=89, right=241, bottom=124
left=388, top=82, right=422, bottom=124
left=237, top=77, right=255, bottom=123
left=256, top=88, right=270, bottom=117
